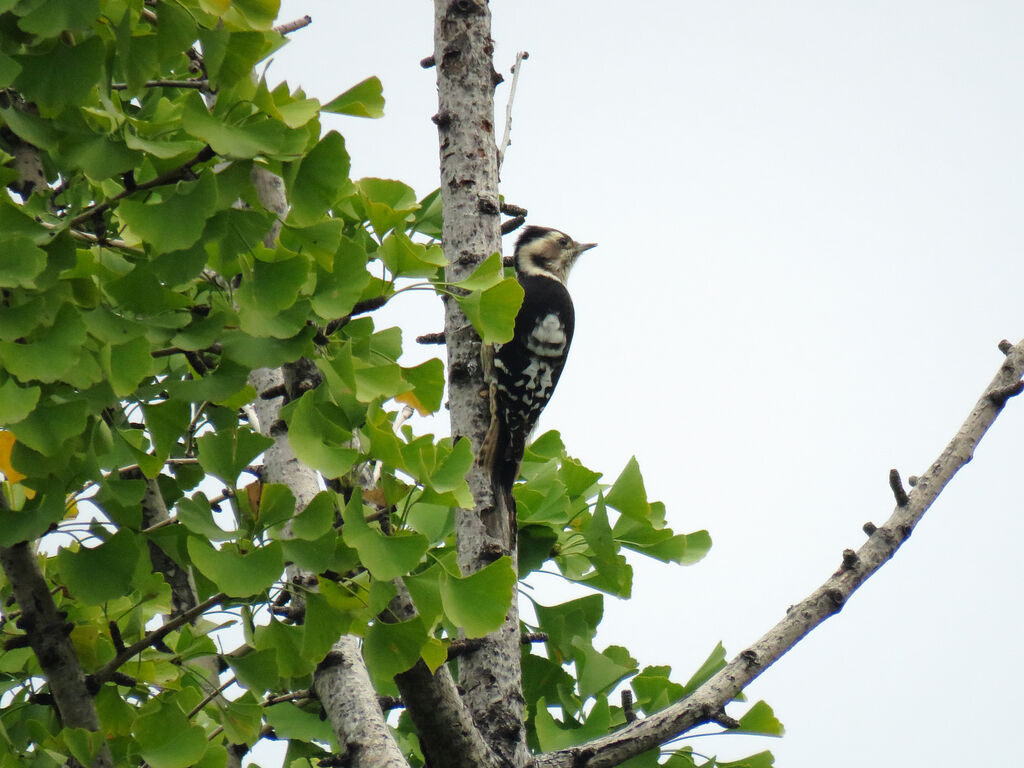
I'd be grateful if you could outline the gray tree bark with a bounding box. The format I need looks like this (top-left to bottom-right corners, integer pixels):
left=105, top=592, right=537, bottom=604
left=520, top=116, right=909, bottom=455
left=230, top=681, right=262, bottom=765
left=433, top=1, right=529, bottom=765
left=0, top=539, right=114, bottom=768
left=315, top=636, right=410, bottom=768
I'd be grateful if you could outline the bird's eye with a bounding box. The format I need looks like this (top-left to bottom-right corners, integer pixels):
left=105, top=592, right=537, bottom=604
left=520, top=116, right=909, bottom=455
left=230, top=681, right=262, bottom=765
left=558, top=237, right=570, bottom=247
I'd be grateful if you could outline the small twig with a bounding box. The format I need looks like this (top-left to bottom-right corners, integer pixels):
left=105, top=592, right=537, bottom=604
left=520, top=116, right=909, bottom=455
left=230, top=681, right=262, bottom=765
left=501, top=215, right=526, bottom=235
left=109, top=621, right=126, bottom=654
left=151, top=343, right=222, bottom=359
left=499, top=202, right=527, bottom=218
left=621, top=690, right=637, bottom=723
left=110, top=79, right=208, bottom=91
left=62, top=227, right=143, bottom=254
left=264, top=689, right=315, bottom=706
left=862, top=521, right=878, bottom=536
left=888, top=469, right=909, bottom=507
left=187, top=676, right=234, bottom=718
left=999, top=339, right=1014, bottom=355
left=416, top=332, right=446, bottom=345
left=841, top=549, right=859, bottom=570
left=706, top=708, right=740, bottom=730
left=323, top=295, right=391, bottom=336
left=273, top=15, right=312, bottom=34
left=420, top=55, right=436, bottom=69
left=497, top=51, right=529, bottom=170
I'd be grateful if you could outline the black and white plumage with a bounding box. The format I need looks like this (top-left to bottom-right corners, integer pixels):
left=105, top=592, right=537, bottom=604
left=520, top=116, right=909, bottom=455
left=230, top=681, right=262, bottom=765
left=485, top=225, right=596, bottom=508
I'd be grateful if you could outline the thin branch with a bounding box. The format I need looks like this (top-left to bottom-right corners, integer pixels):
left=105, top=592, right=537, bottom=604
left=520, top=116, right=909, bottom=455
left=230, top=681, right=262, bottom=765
left=323, top=295, right=392, bottom=336
left=501, top=215, right=526, bottom=235
left=110, top=79, right=208, bottom=90
left=92, top=593, right=228, bottom=685
left=888, top=469, right=909, bottom=507
left=152, top=343, right=222, bottom=359
left=264, top=689, right=314, bottom=706
left=497, top=51, right=529, bottom=170
left=499, top=202, right=527, bottom=217
left=273, top=15, right=312, bottom=34
left=621, top=690, right=637, bottom=724
left=529, top=339, right=1024, bottom=768
left=416, top=331, right=446, bottom=345
left=67, top=146, right=216, bottom=229
left=188, top=676, right=234, bottom=718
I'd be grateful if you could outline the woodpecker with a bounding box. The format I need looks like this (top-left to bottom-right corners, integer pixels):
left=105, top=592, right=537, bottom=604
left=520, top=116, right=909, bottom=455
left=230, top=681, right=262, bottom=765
left=484, top=225, right=596, bottom=510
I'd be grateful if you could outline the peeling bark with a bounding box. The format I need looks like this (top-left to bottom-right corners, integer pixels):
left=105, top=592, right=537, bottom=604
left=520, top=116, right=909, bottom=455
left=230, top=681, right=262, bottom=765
left=530, top=340, right=1024, bottom=768
left=433, top=1, right=528, bottom=764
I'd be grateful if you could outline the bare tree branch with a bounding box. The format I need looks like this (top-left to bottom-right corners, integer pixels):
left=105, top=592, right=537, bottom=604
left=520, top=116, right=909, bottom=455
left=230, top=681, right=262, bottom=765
left=497, top=51, right=528, bottom=170
left=274, top=15, right=312, bottom=35
left=110, top=79, right=208, bottom=90
left=530, top=339, right=1024, bottom=768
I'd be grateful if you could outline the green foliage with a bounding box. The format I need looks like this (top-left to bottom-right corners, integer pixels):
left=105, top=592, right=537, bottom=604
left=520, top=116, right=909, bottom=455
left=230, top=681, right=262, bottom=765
left=0, top=3, right=774, bottom=767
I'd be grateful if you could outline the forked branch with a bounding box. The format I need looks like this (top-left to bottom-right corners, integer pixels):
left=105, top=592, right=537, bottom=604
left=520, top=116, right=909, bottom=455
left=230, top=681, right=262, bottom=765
left=530, top=339, right=1024, bottom=768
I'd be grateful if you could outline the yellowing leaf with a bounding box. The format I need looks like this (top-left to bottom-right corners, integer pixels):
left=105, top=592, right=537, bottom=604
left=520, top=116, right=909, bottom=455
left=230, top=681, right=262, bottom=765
left=0, top=431, right=34, bottom=499
left=0, top=431, right=26, bottom=483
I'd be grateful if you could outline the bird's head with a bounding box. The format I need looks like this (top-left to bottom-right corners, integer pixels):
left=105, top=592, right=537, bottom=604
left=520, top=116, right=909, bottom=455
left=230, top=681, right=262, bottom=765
left=513, top=226, right=597, bottom=284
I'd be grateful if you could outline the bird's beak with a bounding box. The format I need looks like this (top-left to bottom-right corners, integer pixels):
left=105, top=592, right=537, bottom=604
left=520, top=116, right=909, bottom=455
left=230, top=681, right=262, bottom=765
left=574, top=242, right=598, bottom=255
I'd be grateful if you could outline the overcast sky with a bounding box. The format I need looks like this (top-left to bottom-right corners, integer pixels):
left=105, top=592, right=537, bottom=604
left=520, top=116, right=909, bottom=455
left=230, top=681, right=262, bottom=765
left=271, top=3, right=1024, bottom=766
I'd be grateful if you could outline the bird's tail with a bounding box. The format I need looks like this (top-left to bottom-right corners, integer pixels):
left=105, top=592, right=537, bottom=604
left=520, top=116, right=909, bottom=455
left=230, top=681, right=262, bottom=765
left=478, top=406, right=519, bottom=536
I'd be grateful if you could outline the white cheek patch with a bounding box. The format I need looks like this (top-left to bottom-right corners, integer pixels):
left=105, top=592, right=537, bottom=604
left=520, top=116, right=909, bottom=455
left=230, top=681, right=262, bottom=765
left=526, top=314, right=566, bottom=357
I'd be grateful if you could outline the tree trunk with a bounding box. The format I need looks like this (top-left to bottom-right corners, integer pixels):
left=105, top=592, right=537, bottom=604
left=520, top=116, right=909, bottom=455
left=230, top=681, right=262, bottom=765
left=433, top=1, right=528, bottom=765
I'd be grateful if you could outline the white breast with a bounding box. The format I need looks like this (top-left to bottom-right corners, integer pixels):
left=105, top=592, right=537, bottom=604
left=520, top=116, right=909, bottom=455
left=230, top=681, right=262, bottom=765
left=526, top=313, right=566, bottom=356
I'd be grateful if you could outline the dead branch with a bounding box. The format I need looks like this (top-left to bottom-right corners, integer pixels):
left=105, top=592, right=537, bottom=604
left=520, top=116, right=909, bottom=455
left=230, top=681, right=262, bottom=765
left=530, top=339, right=1024, bottom=768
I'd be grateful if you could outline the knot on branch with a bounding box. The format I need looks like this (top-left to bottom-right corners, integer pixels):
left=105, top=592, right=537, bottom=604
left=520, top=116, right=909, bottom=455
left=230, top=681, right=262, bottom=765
left=740, top=649, right=761, bottom=669
left=447, top=0, right=484, bottom=17
left=825, top=588, right=845, bottom=613
left=986, top=380, right=1024, bottom=408
left=841, top=548, right=859, bottom=570
left=477, top=195, right=500, bottom=215
left=316, top=651, right=350, bottom=674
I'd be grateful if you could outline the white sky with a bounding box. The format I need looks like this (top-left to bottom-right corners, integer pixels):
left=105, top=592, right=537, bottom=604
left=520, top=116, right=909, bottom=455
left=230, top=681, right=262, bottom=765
left=270, top=2, right=1024, bottom=766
